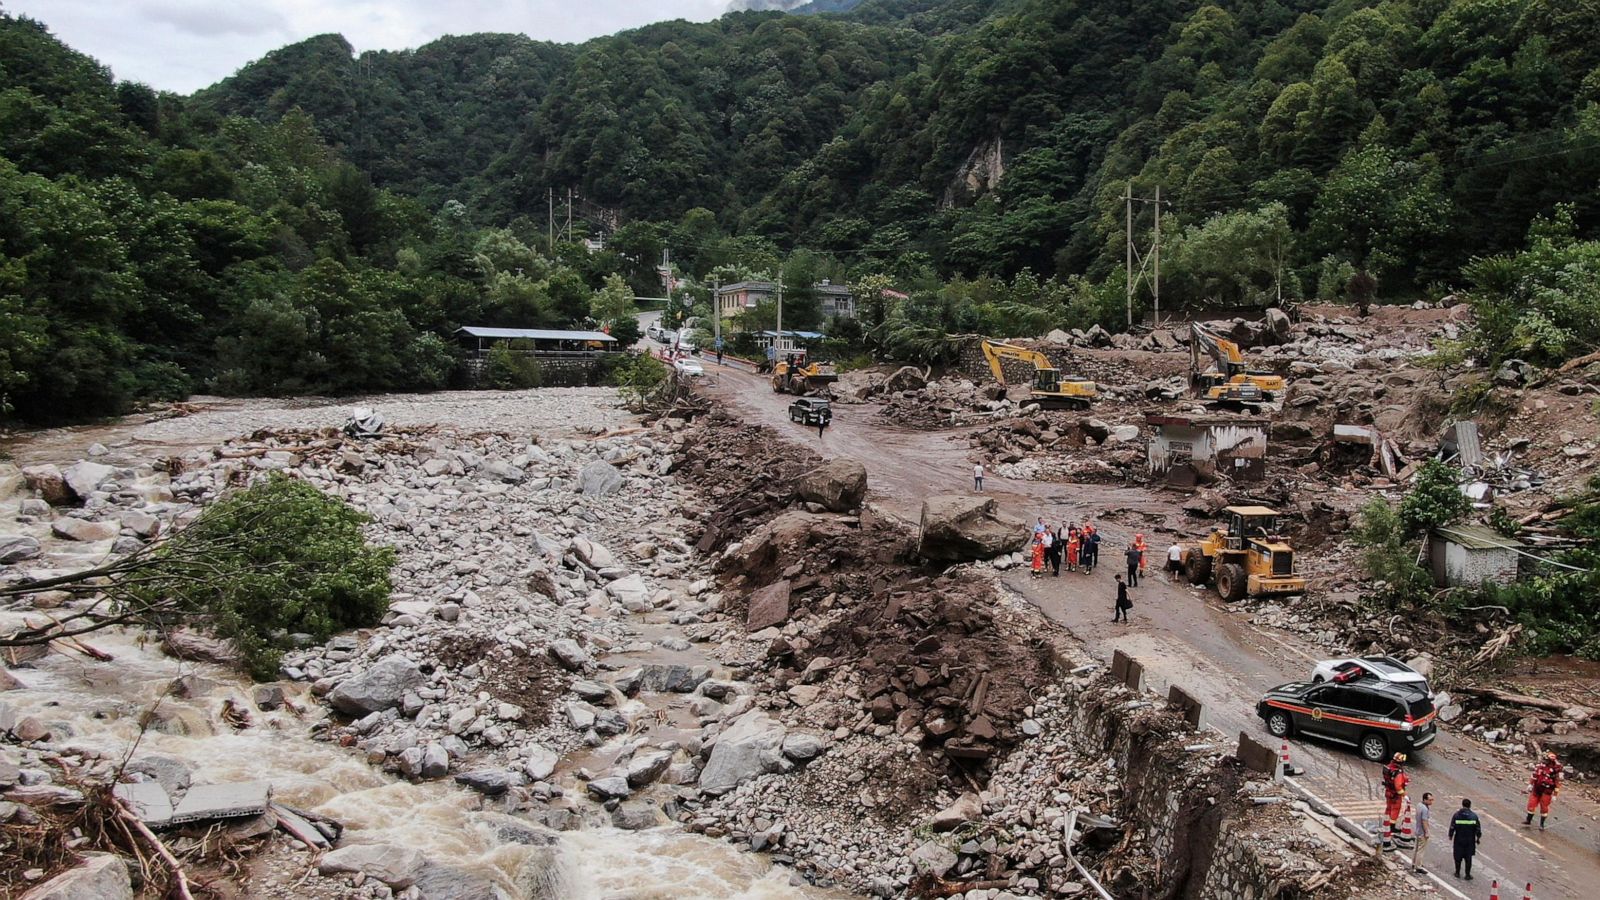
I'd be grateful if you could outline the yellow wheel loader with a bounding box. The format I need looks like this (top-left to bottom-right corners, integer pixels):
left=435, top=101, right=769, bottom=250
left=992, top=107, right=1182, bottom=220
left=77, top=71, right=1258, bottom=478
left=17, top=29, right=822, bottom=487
left=1179, top=505, right=1306, bottom=601
left=980, top=340, right=1098, bottom=410
left=770, top=351, right=839, bottom=395
left=1189, top=323, right=1288, bottom=411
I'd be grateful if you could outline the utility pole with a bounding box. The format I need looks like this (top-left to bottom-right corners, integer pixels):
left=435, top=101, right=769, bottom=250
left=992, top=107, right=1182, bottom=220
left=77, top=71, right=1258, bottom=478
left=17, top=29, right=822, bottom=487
left=774, top=275, right=784, bottom=366
left=712, top=278, right=722, bottom=357
left=564, top=187, right=573, bottom=243
left=1125, top=184, right=1166, bottom=328
left=547, top=188, right=554, bottom=255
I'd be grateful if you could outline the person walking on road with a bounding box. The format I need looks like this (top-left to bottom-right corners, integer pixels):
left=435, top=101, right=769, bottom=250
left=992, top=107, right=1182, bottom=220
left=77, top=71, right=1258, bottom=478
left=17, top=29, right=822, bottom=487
left=816, top=417, right=828, bottom=439
left=1525, top=750, right=1563, bottom=830
left=1382, top=753, right=1409, bottom=851
left=1449, top=798, right=1482, bottom=880
left=1133, top=533, right=1149, bottom=579
left=1124, top=543, right=1142, bottom=586
left=973, top=462, right=985, bottom=492
left=716, top=347, right=724, bottom=366
left=1166, top=542, right=1183, bottom=580
left=1112, top=574, right=1131, bottom=623
left=1412, top=792, right=1434, bottom=875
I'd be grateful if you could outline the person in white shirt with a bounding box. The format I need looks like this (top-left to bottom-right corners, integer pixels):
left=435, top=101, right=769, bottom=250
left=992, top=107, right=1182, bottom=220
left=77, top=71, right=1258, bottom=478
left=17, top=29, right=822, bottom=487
left=1166, top=543, right=1183, bottom=580
left=973, top=462, right=984, bottom=492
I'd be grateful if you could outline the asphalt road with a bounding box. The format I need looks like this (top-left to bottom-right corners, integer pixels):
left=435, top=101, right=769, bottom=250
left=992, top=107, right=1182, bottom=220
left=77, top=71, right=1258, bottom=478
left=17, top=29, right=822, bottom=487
left=699, top=360, right=1599, bottom=900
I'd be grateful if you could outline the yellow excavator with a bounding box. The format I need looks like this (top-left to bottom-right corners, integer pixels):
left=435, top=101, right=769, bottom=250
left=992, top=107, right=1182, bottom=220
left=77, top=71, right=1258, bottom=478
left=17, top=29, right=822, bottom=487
left=770, top=351, right=838, bottom=395
left=1189, top=323, right=1287, bottom=411
left=1178, top=505, right=1306, bottom=601
left=980, top=340, right=1098, bottom=410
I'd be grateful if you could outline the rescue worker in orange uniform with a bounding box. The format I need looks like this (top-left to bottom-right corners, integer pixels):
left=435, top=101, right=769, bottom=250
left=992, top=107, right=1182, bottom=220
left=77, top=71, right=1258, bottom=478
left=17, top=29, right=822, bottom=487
left=1524, top=751, right=1563, bottom=830
left=1066, top=527, right=1081, bottom=573
left=1382, top=752, right=1409, bottom=850
left=1132, top=533, right=1148, bottom=578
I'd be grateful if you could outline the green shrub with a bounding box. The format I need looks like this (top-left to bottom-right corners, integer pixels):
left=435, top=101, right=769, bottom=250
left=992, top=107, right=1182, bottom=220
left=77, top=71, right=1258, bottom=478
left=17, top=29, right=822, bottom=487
left=1399, top=460, right=1470, bottom=538
left=128, top=474, right=394, bottom=679
left=1352, top=497, right=1435, bottom=607
left=1472, top=549, right=1600, bottom=660
left=484, top=341, right=543, bottom=389
left=606, top=352, right=670, bottom=408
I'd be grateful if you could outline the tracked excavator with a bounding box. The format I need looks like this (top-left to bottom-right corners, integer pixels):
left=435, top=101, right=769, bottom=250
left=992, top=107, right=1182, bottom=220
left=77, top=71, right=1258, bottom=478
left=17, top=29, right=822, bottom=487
left=770, top=351, right=839, bottom=395
left=980, top=340, right=1098, bottom=410
left=1189, top=323, right=1287, bottom=411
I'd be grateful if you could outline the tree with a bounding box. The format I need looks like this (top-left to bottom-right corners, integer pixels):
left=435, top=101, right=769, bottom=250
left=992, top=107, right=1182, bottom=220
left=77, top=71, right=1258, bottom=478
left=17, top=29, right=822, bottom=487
left=1169, top=203, right=1296, bottom=306
left=1400, top=460, right=1471, bottom=538
left=590, top=273, right=636, bottom=331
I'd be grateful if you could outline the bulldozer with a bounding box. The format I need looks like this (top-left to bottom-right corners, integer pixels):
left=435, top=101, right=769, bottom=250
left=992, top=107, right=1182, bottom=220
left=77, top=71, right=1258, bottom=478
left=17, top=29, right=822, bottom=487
left=980, top=340, right=1098, bottom=410
left=1189, top=323, right=1287, bottom=411
left=770, top=351, right=839, bottom=395
left=1178, top=505, right=1306, bottom=602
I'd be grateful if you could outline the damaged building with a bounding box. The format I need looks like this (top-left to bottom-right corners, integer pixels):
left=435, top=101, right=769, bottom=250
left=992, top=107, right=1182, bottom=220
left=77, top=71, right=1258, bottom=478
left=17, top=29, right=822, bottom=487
left=1145, top=414, right=1268, bottom=485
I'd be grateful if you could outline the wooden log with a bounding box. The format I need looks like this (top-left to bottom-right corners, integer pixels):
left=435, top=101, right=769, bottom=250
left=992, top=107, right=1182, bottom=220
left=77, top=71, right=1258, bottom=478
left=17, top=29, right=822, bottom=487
left=115, top=796, right=196, bottom=900
left=1456, top=686, right=1594, bottom=718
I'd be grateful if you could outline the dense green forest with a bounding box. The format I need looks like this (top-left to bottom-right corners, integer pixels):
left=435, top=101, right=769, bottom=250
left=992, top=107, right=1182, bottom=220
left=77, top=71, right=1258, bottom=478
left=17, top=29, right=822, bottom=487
left=5, top=0, right=1600, bottom=422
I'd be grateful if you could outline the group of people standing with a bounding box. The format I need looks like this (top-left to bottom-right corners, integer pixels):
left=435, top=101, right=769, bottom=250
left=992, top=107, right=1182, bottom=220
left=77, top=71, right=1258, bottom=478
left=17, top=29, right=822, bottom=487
left=1028, top=518, right=1102, bottom=578
left=1382, top=750, right=1564, bottom=881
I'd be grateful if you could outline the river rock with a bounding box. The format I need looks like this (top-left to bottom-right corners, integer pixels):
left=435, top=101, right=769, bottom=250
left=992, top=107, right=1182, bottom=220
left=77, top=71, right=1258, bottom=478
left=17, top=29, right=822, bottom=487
left=927, top=792, right=982, bottom=831
left=19, top=852, right=131, bottom=900
left=637, top=664, right=710, bottom=693
left=0, top=536, right=42, bottom=564
left=780, top=733, right=825, bottom=762
left=328, top=655, right=426, bottom=716
left=61, top=461, right=116, bottom=501
left=422, top=742, right=449, bottom=778
left=477, top=459, right=525, bottom=483
left=546, top=639, right=593, bottom=672
left=398, top=747, right=425, bottom=778
left=625, top=750, right=673, bottom=788
left=745, top=579, right=791, bottom=632
left=794, top=458, right=868, bottom=512
left=22, top=465, right=72, bottom=506
left=121, top=510, right=161, bottom=539
left=126, top=755, right=192, bottom=798
left=522, top=745, right=558, bottom=781
left=455, top=770, right=518, bottom=797
left=1264, top=307, right=1292, bottom=344
left=698, top=709, right=786, bottom=797
left=916, top=496, right=1028, bottom=561
left=410, top=862, right=513, bottom=900
left=909, top=840, right=959, bottom=877
left=51, top=518, right=118, bottom=542
left=610, top=802, right=657, bottom=830
left=586, top=775, right=631, bottom=801
left=578, top=461, right=623, bottom=497
left=319, top=842, right=427, bottom=889
left=606, top=573, right=651, bottom=610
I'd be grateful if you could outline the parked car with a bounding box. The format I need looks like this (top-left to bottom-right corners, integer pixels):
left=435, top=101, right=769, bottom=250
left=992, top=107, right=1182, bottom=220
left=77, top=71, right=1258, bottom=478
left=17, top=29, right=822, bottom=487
left=673, top=357, right=704, bottom=377
left=788, top=397, right=832, bottom=426
left=1257, top=679, right=1438, bottom=762
left=1312, top=656, right=1430, bottom=694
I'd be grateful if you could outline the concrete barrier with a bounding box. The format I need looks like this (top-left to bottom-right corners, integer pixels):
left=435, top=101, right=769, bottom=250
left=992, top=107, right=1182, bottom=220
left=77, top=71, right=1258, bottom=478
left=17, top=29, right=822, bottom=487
left=1236, top=732, right=1278, bottom=776
left=1167, top=684, right=1204, bottom=728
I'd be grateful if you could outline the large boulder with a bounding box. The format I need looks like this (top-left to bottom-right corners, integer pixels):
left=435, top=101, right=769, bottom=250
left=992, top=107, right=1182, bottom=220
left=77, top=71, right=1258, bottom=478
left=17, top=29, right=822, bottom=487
left=917, top=496, right=1028, bottom=562
left=0, top=536, right=42, bottom=564
left=318, top=842, right=427, bottom=889
left=20, top=853, right=132, bottom=900
left=410, top=862, right=513, bottom=900
left=1264, top=307, right=1292, bottom=345
left=885, top=366, right=927, bottom=393
left=698, top=709, right=787, bottom=796
left=51, top=518, right=118, bottom=543
left=61, top=461, right=116, bottom=502
left=577, top=461, right=623, bottom=497
left=327, top=655, right=425, bottom=716
left=22, top=465, right=72, bottom=506
left=794, top=459, right=867, bottom=512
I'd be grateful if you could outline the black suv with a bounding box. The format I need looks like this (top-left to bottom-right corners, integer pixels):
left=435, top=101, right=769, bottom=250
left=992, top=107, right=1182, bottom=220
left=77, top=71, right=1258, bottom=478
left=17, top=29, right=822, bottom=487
left=789, top=397, right=832, bottom=426
left=1257, top=679, right=1437, bottom=762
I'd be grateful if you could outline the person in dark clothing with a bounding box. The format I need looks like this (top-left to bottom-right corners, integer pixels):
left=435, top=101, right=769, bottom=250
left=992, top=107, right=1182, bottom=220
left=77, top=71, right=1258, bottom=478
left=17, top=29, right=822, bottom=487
left=1083, top=526, right=1100, bottom=572
left=1113, top=575, right=1131, bottom=623
left=1047, top=527, right=1063, bottom=576
left=1125, top=545, right=1142, bottom=586
left=1448, top=798, right=1482, bottom=880
left=816, top=418, right=828, bottom=439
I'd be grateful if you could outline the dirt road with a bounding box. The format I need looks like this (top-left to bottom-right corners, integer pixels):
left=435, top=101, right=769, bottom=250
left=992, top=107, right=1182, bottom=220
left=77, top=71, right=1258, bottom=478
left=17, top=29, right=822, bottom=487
left=702, top=360, right=1599, bottom=899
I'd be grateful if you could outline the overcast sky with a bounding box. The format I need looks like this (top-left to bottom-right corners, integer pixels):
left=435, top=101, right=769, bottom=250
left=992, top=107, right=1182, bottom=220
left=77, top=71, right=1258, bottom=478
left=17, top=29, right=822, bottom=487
left=8, top=1, right=750, bottom=94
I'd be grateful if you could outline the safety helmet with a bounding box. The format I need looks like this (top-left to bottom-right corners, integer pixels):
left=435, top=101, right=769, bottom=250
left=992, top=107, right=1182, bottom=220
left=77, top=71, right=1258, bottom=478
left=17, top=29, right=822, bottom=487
left=1392, top=752, right=1407, bottom=763
left=1546, top=751, right=1559, bottom=761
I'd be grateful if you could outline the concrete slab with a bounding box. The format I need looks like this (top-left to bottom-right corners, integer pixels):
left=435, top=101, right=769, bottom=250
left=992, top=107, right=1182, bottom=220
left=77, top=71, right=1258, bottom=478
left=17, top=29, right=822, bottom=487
left=168, top=781, right=270, bottom=824
left=112, top=781, right=173, bottom=828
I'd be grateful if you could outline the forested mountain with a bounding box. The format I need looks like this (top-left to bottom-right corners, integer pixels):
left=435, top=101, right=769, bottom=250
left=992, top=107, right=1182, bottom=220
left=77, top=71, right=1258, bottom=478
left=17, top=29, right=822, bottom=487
left=6, top=0, right=1600, bottom=423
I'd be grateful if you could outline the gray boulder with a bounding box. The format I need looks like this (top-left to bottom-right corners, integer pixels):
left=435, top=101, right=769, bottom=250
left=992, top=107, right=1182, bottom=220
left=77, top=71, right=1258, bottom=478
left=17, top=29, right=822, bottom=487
left=577, top=461, right=623, bottom=497
left=327, top=655, right=425, bottom=716
left=637, top=664, right=709, bottom=693
left=22, top=465, right=71, bottom=506
left=51, top=518, right=118, bottom=542
left=61, top=461, right=115, bottom=501
left=610, top=802, right=658, bottom=830
left=605, top=573, right=651, bottom=610
left=885, top=366, right=927, bottom=393
left=318, top=842, right=426, bottom=889
left=477, top=459, right=526, bottom=483
left=625, top=750, right=673, bottom=788
left=0, top=536, right=42, bottom=564
left=586, top=775, right=631, bottom=801
left=698, top=710, right=786, bottom=797
left=794, top=459, right=868, bottom=512
left=545, top=639, right=592, bottom=672
left=780, top=733, right=826, bottom=762
left=410, top=862, right=513, bottom=900
left=19, top=852, right=131, bottom=900
left=1264, top=307, right=1292, bottom=344
left=421, top=743, right=450, bottom=778
left=455, top=770, right=519, bottom=797
left=916, top=496, right=1028, bottom=562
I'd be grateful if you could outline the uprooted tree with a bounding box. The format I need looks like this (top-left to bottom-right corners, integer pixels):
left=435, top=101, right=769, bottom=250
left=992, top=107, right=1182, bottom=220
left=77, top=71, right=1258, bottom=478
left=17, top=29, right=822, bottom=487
left=1, top=473, right=394, bottom=679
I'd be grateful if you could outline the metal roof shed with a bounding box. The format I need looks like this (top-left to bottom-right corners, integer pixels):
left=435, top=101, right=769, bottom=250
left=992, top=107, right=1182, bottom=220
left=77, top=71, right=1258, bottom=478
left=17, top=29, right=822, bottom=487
left=1428, top=523, right=1524, bottom=588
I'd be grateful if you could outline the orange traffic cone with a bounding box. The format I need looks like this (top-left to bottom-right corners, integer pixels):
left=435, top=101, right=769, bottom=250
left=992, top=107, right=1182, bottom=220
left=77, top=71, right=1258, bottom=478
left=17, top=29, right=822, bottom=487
left=1380, top=817, right=1394, bottom=851
left=1489, top=880, right=1499, bottom=900
left=1278, top=741, right=1298, bottom=777
left=1397, top=803, right=1415, bottom=849
left=1522, top=883, right=1533, bottom=900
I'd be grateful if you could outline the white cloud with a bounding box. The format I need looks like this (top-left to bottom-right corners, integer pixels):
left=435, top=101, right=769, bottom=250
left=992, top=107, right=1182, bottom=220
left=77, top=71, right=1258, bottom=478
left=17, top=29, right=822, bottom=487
left=8, top=0, right=738, bottom=93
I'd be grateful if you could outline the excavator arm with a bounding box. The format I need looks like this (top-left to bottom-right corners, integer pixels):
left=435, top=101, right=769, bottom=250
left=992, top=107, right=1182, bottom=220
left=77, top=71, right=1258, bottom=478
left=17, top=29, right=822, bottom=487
left=981, top=340, right=1052, bottom=383
left=1190, top=323, right=1244, bottom=376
